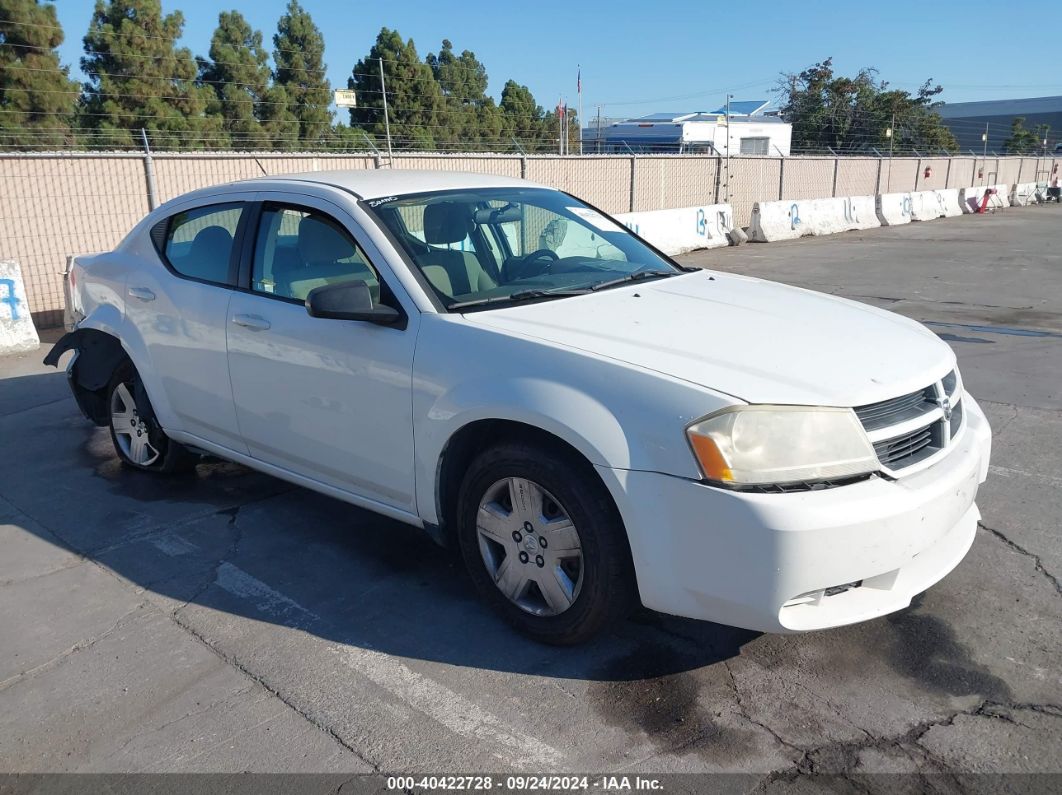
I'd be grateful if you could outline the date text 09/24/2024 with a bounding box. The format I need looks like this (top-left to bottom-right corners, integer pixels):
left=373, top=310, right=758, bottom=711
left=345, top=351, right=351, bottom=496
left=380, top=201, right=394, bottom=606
left=386, top=775, right=663, bottom=791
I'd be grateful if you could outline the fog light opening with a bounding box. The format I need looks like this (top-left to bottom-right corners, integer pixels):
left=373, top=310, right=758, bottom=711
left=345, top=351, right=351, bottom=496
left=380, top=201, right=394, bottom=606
left=824, top=580, right=863, bottom=598
left=784, top=580, right=864, bottom=608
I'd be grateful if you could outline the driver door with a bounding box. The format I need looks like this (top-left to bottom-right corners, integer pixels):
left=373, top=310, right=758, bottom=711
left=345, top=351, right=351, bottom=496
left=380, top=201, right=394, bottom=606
left=225, top=195, right=419, bottom=514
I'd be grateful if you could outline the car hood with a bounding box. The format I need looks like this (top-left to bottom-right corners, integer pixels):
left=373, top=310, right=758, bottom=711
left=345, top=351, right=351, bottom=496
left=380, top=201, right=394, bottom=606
left=463, top=271, right=954, bottom=407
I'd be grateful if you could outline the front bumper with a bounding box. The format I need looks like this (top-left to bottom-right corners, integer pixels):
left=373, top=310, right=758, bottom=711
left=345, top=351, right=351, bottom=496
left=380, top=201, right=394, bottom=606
left=601, top=393, right=992, bottom=633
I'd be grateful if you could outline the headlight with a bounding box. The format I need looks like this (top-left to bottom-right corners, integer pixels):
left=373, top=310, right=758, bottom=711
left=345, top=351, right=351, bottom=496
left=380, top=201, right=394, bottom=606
left=686, top=406, right=880, bottom=487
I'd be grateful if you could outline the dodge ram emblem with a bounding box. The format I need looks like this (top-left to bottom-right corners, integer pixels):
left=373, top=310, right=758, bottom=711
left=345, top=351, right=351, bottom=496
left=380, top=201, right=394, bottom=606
left=938, top=395, right=953, bottom=421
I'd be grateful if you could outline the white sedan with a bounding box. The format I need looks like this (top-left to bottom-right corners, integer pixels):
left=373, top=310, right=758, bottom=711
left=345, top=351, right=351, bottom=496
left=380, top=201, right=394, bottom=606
left=46, top=170, right=992, bottom=644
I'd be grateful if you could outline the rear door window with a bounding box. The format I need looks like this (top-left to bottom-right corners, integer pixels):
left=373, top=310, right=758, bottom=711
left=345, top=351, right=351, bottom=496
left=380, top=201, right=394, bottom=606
left=163, top=203, right=243, bottom=285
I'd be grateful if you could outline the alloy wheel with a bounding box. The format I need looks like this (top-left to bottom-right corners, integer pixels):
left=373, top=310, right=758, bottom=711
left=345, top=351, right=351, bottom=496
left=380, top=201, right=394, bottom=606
left=110, top=382, right=160, bottom=467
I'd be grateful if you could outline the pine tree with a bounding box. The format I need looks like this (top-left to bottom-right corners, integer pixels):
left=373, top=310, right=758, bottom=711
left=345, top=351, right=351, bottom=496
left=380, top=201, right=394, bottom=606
left=427, top=39, right=488, bottom=106
left=500, top=79, right=549, bottom=152
left=81, top=0, right=217, bottom=149
left=0, top=0, right=79, bottom=148
left=349, top=28, right=442, bottom=150
left=426, top=38, right=499, bottom=148
left=199, top=11, right=271, bottom=150
left=1003, top=117, right=1038, bottom=154
left=259, top=82, right=299, bottom=150
left=272, top=0, right=331, bottom=146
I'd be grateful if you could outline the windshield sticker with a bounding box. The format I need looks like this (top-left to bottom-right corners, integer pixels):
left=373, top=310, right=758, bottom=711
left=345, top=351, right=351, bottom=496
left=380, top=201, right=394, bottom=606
left=367, top=196, right=398, bottom=207
left=567, top=206, right=623, bottom=232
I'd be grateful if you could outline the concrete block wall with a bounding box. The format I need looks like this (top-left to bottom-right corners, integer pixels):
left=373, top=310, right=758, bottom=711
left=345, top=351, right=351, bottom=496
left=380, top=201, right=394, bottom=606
left=1, top=151, right=1058, bottom=327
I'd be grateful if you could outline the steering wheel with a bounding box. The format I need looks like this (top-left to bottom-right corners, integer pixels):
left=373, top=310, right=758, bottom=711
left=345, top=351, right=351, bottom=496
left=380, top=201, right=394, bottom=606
left=507, top=248, right=559, bottom=282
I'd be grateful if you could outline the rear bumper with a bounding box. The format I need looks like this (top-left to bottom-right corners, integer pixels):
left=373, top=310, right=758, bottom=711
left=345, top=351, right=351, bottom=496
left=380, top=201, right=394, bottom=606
left=602, top=393, right=992, bottom=633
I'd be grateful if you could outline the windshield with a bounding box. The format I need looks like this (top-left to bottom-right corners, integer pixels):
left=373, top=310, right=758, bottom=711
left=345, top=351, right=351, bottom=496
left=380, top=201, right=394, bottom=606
left=362, top=187, right=679, bottom=310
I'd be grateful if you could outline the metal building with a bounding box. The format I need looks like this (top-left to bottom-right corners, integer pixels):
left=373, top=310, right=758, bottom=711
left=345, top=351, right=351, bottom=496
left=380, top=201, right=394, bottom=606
left=938, top=95, right=1062, bottom=153
left=582, top=101, right=792, bottom=156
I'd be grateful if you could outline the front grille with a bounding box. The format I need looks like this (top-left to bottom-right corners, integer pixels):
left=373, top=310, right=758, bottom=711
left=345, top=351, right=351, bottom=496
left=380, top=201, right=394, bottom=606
left=949, top=399, right=964, bottom=437
left=873, top=425, right=937, bottom=468
left=855, top=386, right=937, bottom=431
left=942, top=370, right=958, bottom=396
left=855, top=369, right=962, bottom=473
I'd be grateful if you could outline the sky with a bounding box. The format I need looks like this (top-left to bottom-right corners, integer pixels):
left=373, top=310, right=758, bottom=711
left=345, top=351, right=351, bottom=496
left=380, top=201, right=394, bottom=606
left=53, top=0, right=1062, bottom=121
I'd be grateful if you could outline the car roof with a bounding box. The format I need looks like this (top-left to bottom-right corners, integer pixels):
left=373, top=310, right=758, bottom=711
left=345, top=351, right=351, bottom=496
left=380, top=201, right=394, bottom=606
left=247, top=168, right=543, bottom=199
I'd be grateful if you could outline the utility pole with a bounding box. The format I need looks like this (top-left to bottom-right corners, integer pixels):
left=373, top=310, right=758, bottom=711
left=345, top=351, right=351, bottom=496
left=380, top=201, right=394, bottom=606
left=139, top=128, right=158, bottom=210
left=886, top=112, right=895, bottom=193
left=981, top=123, right=989, bottom=185
left=596, top=106, right=602, bottom=154
left=724, top=94, right=733, bottom=203
left=378, top=58, right=393, bottom=165
left=558, top=101, right=565, bottom=155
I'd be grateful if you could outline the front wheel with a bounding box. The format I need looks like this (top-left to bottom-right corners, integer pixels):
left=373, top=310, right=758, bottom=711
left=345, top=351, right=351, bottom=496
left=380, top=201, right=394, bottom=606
left=456, top=442, right=635, bottom=644
left=107, top=362, right=197, bottom=473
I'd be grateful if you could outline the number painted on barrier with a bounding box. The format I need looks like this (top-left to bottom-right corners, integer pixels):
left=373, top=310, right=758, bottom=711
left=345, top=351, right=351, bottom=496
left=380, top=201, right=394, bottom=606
left=789, top=203, right=801, bottom=230
left=0, top=278, right=20, bottom=320
left=843, top=197, right=858, bottom=223
left=696, top=208, right=707, bottom=237
left=902, top=195, right=912, bottom=217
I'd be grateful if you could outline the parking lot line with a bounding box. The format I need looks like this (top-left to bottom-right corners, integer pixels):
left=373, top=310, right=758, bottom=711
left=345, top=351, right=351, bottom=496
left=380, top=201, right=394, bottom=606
left=327, top=643, right=565, bottom=768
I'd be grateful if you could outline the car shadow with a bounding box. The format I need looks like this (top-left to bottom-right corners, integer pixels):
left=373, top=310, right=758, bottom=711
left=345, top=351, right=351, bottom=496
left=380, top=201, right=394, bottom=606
left=0, top=369, right=757, bottom=682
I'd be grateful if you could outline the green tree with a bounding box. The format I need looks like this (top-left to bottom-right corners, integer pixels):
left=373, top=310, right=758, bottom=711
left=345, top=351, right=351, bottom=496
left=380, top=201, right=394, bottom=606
left=199, top=11, right=271, bottom=149
left=348, top=28, right=442, bottom=150
left=427, top=39, right=488, bottom=105
left=81, top=0, right=218, bottom=150
left=499, top=79, right=550, bottom=151
left=779, top=58, right=957, bottom=154
left=259, top=82, right=299, bottom=149
left=0, top=0, right=79, bottom=148
left=1003, top=117, right=1038, bottom=154
left=426, top=38, right=499, bottom=147
left=272, top=0, right=331, bottom=146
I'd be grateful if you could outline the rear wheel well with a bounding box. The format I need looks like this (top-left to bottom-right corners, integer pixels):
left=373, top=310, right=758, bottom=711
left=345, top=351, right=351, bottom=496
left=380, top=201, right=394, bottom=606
left=49, top=329, right=130, bottom=425
left=435, top=420, right=625, bottom=549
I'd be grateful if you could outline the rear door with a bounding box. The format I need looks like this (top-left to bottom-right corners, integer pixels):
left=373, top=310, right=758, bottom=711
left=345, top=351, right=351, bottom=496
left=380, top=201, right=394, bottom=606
left=225, top=194, right=419, bottom=513
left=128, top=197, right=251, bottom=452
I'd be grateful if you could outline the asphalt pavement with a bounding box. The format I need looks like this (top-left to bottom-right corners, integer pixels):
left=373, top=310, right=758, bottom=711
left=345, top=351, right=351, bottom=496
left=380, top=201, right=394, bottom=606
left=0, top=206, right=1059, bottom=788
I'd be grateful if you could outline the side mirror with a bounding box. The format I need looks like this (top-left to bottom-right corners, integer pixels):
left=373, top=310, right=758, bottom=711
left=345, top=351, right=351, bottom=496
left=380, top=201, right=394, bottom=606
left=305, top=281, right=403, bottom=327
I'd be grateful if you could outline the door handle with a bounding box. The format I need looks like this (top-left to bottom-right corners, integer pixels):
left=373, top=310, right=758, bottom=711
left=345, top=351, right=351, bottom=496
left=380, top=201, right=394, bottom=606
left=232, top=313, right=271, bottom=331
left=127, top=286, right=155, bottom=302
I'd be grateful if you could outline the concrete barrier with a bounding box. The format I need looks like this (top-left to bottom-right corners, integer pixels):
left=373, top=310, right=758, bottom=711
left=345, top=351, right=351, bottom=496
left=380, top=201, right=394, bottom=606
left=960, top=186, right=986, bottom=213
left=990, top=184, right=1011, bottom=208
left=910, top=191, right=944, bottom=221
left=847, top=196, right=880, bottom=231
left=614, top=203, right=734, bottom=254
left=1010, top=183, right=1038, bottom=206
left=749, top=196, right=879, bottom=242
left=936, top=189, right=964, bottom=217
left=960, top=185, right=1011, bottom=213
left=0, top=260, right=40, bottom=355
left=876, top=192, right=912, bottom=225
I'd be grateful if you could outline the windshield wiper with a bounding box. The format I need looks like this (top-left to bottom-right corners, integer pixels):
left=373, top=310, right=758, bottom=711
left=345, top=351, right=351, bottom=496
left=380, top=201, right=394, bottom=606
left=587, top=270, right=680, bottom=292
left=447, top=271, right=679, bottom=310
left=448, top=287, right=592, bottom=311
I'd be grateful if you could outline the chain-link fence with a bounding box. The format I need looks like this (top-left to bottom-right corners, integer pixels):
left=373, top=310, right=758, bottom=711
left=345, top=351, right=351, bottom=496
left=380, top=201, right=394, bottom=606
left=1, top=151, right=1058, bottom=328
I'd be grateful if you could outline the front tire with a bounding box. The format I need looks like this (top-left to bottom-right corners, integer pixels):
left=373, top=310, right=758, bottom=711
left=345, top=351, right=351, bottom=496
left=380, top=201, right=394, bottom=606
left=107, top=362, right=197, bottom=473
left=456, top=441, right=635, bottom=644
